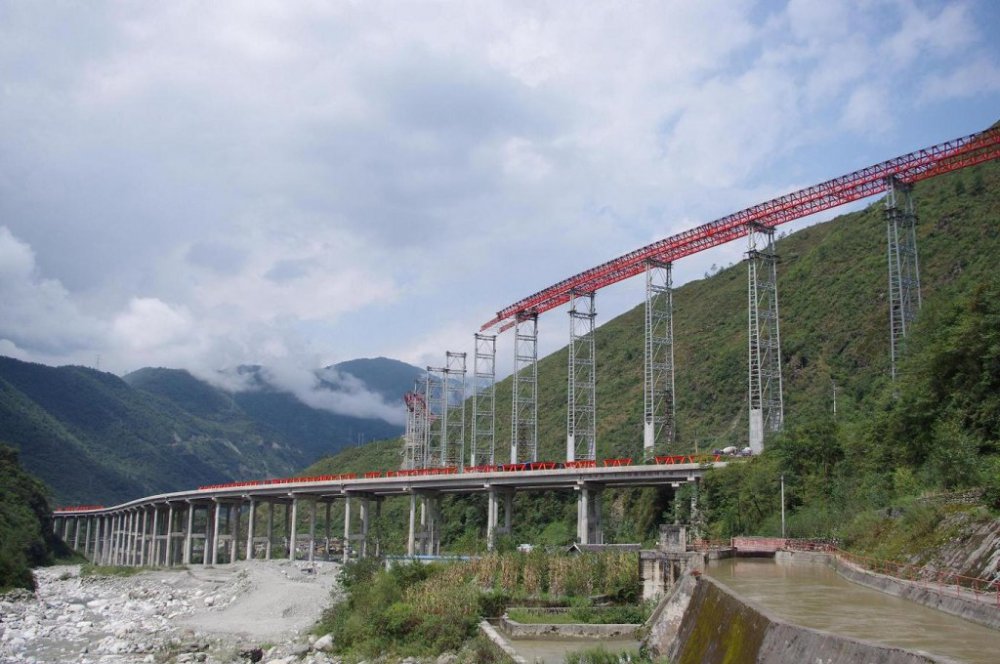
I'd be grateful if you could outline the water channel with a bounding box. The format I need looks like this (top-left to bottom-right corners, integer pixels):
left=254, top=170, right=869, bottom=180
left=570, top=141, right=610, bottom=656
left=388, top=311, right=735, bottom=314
left=708, top=557, right=1000, bottom=664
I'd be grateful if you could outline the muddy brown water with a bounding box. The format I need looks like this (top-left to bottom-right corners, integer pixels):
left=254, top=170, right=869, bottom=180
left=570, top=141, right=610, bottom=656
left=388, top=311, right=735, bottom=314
left=708, top=557, right=1000, bottom=664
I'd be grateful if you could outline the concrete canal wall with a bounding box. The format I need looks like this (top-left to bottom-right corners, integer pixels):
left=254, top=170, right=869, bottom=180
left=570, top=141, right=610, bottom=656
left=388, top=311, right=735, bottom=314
left=646, top=574, right=950, bottom=664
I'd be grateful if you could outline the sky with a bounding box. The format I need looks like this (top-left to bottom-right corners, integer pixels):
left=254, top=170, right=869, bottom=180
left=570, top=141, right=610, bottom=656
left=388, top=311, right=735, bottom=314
left=1, top=0, right=998, bottom=420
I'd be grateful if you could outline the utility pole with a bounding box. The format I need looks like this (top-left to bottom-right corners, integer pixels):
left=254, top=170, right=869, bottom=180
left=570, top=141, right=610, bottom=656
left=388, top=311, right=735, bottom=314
left=780, top=474, right=786, bottom=539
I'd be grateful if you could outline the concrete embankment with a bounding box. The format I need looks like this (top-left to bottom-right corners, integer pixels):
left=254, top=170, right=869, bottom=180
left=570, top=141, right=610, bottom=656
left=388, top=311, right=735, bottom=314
left=497, top=616, right=639, bottom=639
left=645, top=573, right=950, bottom=664
left=776, top=550, right=1000, bottom=631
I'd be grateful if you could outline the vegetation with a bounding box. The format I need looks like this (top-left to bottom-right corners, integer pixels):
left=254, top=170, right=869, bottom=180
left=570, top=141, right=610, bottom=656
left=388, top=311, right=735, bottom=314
left=0, top=444, right=68, bottom=592
left=507, top=604, right=651, bottom=624
left=316, top=551, right=640, bottom=659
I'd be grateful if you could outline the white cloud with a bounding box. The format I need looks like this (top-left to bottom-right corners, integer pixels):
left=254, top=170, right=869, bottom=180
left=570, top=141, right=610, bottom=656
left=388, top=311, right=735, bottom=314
left=0, top=0, right=996, bottom=406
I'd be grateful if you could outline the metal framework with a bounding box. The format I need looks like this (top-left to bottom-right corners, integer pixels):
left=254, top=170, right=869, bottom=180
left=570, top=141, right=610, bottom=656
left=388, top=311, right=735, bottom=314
left=567, top=291, right=597, bottom=462
left=402, top=379, right=429, bottom=469
left=482, top=126, right=999, bottom=333
left=644, top=260, right=675, bottom=460
left=511, top=314, right=539, bottom=463
left=423, top=368, right=445, bottom=467
left=472, top=334, right=497, bottom=466
left=885, top=176, right=922, bottom=381
left=747, top=223, right=783, bottom=453
left=444, top=352, right=467, bottom=469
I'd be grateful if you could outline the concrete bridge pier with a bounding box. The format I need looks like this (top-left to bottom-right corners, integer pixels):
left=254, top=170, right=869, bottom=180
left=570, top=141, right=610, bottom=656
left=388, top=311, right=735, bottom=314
left=407, top=490, right=441, bottom=556
left=576, top=482, right=604, bottom=545
left=486, top=487, right=514, bottom=551
left=342, top=492, right=374, bottom=561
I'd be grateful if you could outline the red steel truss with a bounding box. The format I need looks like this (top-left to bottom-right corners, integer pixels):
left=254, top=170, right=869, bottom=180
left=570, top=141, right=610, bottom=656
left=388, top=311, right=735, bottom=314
left=482, top=126, right=1000, bottom=332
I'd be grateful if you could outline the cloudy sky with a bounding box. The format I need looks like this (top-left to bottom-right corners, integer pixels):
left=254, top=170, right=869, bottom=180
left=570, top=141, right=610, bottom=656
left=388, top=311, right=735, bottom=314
left=1, top=1, right=998, bottom=404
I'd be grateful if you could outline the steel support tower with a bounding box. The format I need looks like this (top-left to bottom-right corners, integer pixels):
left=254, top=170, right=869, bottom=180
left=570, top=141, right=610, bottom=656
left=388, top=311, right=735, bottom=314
left=644, top=260, right=676, bottom=461
left=472, top=334, right=497, bottom=466
left=567, top=291, right=597, bottom=462
left=423, top=368, right=445, bottom=467
left=885, top=176, right=922, bottom=381
left=747, top=223, right=784, bottom=453
left=444, top=352, right=467, bottom=469
left=511, top=314, right=539, bottom=463
left=402, top=381, right=429, bottom=470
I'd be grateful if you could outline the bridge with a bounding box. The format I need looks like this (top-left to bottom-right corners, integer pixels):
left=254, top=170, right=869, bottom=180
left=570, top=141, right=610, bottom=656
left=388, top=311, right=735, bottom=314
left=52, top=456, right=724, bottom=567
left=53, top=124, right=1000, bottom=566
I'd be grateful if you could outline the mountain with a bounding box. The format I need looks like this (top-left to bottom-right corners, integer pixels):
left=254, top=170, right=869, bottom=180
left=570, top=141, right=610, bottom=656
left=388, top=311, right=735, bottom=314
left=0, top=356, right=421, bottom=505
left=332, top=357, right=425, bottom=403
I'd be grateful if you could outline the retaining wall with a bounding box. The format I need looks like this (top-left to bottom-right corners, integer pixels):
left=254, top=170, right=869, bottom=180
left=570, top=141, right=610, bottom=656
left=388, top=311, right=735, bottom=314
left=498, top=616, right=639, bottom=639
left=646, top=574, right=950, bottom=664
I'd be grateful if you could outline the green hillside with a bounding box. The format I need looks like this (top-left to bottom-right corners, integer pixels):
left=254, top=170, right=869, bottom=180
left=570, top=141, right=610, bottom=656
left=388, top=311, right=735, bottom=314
left=0, top=359, right=416, bottom=505
left=305, top=156, right=999, bottom=547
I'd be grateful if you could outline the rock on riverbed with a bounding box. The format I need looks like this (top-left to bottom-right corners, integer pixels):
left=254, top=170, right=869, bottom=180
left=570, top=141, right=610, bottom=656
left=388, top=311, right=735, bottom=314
left=0, top=561, right=343, bottom=664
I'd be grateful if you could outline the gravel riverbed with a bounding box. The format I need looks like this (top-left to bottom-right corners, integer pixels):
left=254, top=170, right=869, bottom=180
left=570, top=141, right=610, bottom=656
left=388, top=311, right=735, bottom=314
left=0, top=561, right=344, bottom=664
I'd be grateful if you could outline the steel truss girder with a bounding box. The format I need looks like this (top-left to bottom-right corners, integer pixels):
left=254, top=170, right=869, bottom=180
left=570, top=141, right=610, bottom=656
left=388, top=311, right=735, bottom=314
left=567, top=291, right=597, bottom=462
left=484, top=126, right=1000, bottom=332
left=885, top=177, right=921, bottom=381
left=511, top=314, right=538, bottom=464
left=644, top=260, right=675, bottom=461
left=402, top=380, right=429, bottom=470
left=747, top=224, right=784, bottom=453
left=472, top=334, right=497, bottom=466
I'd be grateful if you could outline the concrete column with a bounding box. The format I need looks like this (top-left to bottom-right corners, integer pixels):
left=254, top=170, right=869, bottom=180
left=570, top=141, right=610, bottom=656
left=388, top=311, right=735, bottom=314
left=407, top=493, right=416, bottom=556
left=689, top=479, right=700, bottom=538
left=63, top=516, right=71, bottom=541
left=211, top=501, right=222, bottom=566
left=342, top=495, right=352, bottom=563
left=117, top=513, right=125, bottom=565
left=73, top=517, right=82, bottom=551
left=289, top=497, right=298, bottom=561
left=266, top=502, right=274, bottom=560
left=577, top=486, right=589, bottom=544
left=324, top=502, right=332, bottom=561
left=487, top=489, right=498, bottom=551
left=151, top=507, right=161, bottom=567
left=184, top=503, right=195, bottom=565
left=246, top=499, right=256, bottom=560
left=360, top=498, right=370, bottom=558
left=124, top=512, right=133, bottom=566
left=137, top=509, right=148, bottom=566
left=309, top=500, right=317, bottom=563
left=374, top=498, right=383, bottom=558
left=229, top=504, right=238, bottom=564
left=285, top=503, right=292, bottom=558
left=166, top=504, right=175, bottom=566
left=84, top=518, right=93, bottom=558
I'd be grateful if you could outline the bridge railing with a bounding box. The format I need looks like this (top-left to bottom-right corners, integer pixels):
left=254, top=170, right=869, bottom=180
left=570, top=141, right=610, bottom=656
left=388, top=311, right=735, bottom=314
left=834, top=548, right=1000, bottom=608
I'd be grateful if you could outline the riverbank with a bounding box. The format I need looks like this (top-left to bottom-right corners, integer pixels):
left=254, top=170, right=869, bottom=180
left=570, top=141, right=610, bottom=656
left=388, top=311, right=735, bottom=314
left=0, top=561, right=341, bottom=664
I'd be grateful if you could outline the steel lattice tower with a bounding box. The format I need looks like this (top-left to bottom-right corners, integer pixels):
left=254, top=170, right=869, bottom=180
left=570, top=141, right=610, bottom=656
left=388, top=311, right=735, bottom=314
left=472, top=334, right=496, bottom=466
left=885, top=176, right=922, bottom=381
left=747, top=223, right=784, bottom=453
left=511, top=313, right=538, bottom=463
left=402, top=380, right=429, bottom=470
left=423, top=368, right=445, bottom=467
left=643, top=260, right=675, bottom=461
left=444, top=352, right=467, bottom=469
left=567, top=291, right=597, bottom=462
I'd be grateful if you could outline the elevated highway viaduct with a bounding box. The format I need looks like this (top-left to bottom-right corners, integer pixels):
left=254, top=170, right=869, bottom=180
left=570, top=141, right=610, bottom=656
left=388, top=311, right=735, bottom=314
left=52, top=458, right=727, bottom=567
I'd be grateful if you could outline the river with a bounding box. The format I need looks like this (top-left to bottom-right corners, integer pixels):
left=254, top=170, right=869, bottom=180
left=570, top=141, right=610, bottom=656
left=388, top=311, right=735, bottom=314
left=708, top=557, right=1000, bottom=664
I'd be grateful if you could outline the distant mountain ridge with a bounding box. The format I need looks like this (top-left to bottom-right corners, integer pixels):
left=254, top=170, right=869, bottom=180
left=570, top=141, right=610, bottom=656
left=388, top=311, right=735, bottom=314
left=0, top=356, right=422, bottom=504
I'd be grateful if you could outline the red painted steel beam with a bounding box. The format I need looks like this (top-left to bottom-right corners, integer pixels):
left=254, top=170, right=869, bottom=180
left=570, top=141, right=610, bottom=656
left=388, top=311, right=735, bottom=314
left=483, top=126, right=1000, bottom=332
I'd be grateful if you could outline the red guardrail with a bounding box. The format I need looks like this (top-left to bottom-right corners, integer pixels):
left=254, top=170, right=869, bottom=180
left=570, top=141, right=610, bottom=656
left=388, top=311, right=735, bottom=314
left=55, top=505, right=104, bottom=512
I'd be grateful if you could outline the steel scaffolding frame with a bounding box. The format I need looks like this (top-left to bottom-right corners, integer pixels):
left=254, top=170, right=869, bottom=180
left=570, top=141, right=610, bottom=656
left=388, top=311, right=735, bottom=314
left=747, top=223, right=784, bottom=453
left=885, top=176, right=922, bottom=381
left=567, top=291, right=597, bottom=462
left=402, top=379, right=429, bottom=469
left=423, top=368, right=445, bottom=467
left=644, top=260, right=675, bottom=461
left=472, top=334, right=496, bottom=466
left=511, top=314, right=538, bottom=463
left=444, top=352, right=467, bottom=469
